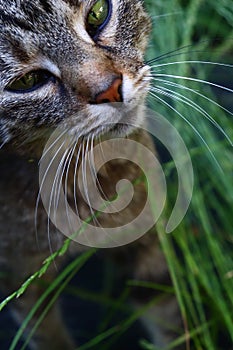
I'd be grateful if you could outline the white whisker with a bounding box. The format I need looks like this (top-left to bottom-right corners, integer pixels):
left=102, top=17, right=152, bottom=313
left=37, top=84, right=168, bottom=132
left=82, top=136, right=99, bottom=226
left=150, top=11, right=182, bottom=21
left=150, top=78, right=233, bottom=117
left=46, top=143, right=74, bottom=255
left=73, top=141, right=83, bottom=217
left=48, top=134, right=75, bottom=224
left=149, top=89, right=224, bottom=172
left=63, top=140, right=78, bottom=231
left=51, top=147, right=70, bottom=223
left=89, top=135, right=109, bottom=203
left=39, top=128, right=68, bottom=164
left=35, top=135, right=69, bottom=248
left=150, top=60, right=233, bottom=71
left=150, top=73, right=233, bottom=94
left=98, top=135, right=107, bottom=167
left=147, top=43, right=199, bottom=64
left=150, top=85, right=232, bottom=145
left=0, top=141, right=6, bottom=150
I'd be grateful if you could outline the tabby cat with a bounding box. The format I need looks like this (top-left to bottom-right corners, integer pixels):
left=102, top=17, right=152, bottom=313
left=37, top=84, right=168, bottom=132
left=0, top=0, right=181, bottom=349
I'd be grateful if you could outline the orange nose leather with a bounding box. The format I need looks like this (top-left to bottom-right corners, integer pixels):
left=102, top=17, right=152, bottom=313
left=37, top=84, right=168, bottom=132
left=95, top=78, right=123, bottom=104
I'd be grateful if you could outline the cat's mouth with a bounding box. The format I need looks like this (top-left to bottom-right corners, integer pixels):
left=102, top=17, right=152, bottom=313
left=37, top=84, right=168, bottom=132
left=85, top=102, right=145, bottom=138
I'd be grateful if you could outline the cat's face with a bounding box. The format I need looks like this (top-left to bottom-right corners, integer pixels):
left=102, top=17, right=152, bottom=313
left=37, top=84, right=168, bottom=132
left=0, top=0, right=151, bottom=150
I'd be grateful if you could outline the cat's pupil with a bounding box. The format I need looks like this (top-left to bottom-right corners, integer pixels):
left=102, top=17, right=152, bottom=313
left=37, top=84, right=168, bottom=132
left=87, top=0, right=110, bottom=38
left=6, top=71, right=53, bottom=93
left=21, top=73, right=35, bottom=88
left=88, top=1, right=107, bottom=25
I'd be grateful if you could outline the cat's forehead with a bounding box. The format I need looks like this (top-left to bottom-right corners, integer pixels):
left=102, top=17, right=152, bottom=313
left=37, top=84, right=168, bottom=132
left=0, top=0, right=150, bottom=72
left=0, top=0, right=114, bottom=24
left=0, top=0, right=99, bottom=8
left=62, top=0, right=84, bottom=5
left=0, top=0, right=94, bottom=35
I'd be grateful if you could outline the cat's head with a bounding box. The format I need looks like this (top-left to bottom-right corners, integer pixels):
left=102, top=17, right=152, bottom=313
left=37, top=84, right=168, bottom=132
left=0, top=0, right=151, bottom=151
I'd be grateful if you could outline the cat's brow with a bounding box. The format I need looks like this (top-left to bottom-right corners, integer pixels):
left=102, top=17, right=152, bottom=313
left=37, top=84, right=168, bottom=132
left=61, top=0, right=82, bottom=6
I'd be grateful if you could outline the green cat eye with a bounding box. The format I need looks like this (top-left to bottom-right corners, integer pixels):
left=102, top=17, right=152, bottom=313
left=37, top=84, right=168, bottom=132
left=87, top=0, right=110, bottom=38
left=6, top=70, right=53, bottom=93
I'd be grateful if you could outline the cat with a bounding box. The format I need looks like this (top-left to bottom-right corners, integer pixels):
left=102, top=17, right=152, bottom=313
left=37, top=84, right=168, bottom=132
left=0, top=0, right=182, bottom=349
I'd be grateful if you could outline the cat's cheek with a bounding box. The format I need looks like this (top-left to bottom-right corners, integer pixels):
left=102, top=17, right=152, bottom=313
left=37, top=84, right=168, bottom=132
left=122, top=72, right=150, bottom=105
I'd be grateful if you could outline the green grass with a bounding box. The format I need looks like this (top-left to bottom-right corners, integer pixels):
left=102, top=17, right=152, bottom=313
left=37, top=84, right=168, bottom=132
left=1, top=0, right=233, bottom=349
left=144, top=0, right=233, bottom=349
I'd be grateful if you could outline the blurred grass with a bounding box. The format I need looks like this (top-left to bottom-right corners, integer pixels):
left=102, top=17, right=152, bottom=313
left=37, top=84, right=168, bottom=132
left=2, top=0, right=233, bottom=349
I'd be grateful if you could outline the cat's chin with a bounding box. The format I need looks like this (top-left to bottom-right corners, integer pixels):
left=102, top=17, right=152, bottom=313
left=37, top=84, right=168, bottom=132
left=83, top=102, right=146, bottom=139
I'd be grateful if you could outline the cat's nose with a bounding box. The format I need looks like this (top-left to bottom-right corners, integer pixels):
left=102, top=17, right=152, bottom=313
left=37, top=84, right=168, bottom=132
left=95, top=77, right=123, bottom=104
